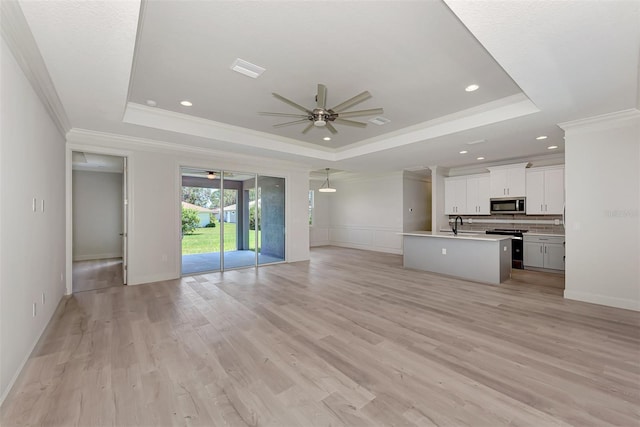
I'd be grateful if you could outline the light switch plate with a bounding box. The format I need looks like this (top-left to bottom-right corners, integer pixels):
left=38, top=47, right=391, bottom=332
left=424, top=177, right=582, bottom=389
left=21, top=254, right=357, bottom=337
left=441, top=248, right=447, bottom=255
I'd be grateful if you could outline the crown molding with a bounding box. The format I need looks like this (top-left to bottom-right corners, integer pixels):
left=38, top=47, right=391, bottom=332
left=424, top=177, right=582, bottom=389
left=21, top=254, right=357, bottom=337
left=123, top=102, right=336, bottom=161
left=559, top=108, right=640, bottom=133
left=1, top=0, right=70, bottom=135
left=334, top=93, right=540, bottom=161
left=66, top=128, right=313, bottom=173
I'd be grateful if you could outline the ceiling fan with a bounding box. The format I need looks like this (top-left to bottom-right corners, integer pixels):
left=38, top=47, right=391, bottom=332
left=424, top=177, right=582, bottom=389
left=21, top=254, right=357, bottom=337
left=260, top=84, right=383, bottom=134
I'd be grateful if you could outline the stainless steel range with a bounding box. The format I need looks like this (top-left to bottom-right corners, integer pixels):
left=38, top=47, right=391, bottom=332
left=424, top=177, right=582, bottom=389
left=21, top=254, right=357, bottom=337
left=485, top=229, right=529, bottom=269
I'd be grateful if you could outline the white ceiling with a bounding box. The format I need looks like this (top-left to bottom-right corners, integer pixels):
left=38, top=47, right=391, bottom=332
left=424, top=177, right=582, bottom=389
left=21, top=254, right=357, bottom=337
left=17, top=0, right=640, bottom=173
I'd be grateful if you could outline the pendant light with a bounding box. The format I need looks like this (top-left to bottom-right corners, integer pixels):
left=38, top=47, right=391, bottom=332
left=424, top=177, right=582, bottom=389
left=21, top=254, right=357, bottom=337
left=318, top=168, right=336, bottom=193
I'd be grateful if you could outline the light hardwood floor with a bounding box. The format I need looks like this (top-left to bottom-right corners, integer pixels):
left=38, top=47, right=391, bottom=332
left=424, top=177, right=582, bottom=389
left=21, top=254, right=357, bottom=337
left=73, top=258, right=124, bottom=293
left=2, top=247, right=638, bottom=426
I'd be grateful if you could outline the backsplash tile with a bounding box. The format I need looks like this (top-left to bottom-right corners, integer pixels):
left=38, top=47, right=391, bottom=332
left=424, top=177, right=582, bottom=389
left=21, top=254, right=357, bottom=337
left=447, top=214, right=565, bottom=234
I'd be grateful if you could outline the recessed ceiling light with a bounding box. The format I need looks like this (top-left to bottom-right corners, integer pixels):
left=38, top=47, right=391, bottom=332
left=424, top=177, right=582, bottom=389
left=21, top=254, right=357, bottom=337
left=536, top=135, right=548, bottom=140
left=465, top=84, right=479, bottom=92
left=323, top=137, right=331, bottom=141
left=368, top=117, right=391, bottom=126
left=146, top=99, right=157, bottom=107
left=180, top=100, right=193, bottom=107
left=547, top=145, right=558, bottom=150
left=459, top=150, right=468, bottom=154
left=230, top=58, right=266, bottom=79
left=477, top=156, right=485, bottom=160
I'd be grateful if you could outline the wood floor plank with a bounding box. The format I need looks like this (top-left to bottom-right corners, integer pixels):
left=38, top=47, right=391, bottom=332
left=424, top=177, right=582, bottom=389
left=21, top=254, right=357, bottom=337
left=2, top=246, right=639, bottom=426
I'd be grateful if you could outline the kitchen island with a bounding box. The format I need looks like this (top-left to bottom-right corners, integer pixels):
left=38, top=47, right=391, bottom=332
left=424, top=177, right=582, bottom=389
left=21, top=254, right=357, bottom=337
left=401, top=231, right=512, bottom=284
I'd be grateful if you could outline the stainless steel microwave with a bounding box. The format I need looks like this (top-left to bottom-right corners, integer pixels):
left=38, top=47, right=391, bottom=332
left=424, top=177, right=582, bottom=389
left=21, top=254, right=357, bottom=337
left=490, top=198, right=526, bottom=214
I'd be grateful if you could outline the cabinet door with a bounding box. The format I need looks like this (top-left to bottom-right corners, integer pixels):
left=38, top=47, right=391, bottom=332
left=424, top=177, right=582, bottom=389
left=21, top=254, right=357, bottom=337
left=526, top=169, right=545, bottom=214
left=445, top=179, right=466, bottom=214
left=466, top=178, right=478, bottom=214
left=476, top=176, right=490, bottom=214
left=544, top=243, right=565, bottom=270
left=506, top=167, right=526, bottom=197
left=544, top=168, right=565, bottom=214
left=524, top=241, right=544, bottom=268
left=490, top=169, right=508, bottom=198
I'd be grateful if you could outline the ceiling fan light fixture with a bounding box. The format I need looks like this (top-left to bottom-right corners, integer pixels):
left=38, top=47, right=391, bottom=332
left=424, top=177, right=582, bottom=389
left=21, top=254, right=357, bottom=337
left=207, top=171, right=216, bottom=180
left=230, top=58, right=265, bottom=79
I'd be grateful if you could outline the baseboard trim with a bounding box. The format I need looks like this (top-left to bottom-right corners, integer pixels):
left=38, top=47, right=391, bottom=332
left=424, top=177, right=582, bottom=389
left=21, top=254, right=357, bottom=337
left=73, top=253, right=122, bottom=261
left=0, top=295, right=68, bottom=406
left=329, top=241, right=403, bottom=255
left=564, top=290, right=639, bottom=312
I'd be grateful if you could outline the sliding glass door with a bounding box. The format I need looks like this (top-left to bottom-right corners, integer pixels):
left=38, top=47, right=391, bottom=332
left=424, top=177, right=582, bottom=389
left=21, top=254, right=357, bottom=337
left=180, top=168, right=285, bottom=275
left=257, top=175, right=285, bottom=265
left=181, top=168, right=221, bottom=275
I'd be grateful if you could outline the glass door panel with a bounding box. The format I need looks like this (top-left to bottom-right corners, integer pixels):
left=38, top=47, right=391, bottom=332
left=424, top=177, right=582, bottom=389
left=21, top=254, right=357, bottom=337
left=181, top=168, right=221, bottom=274
left=222, top=171, right=258, bottom=270
left=257, top=175, right=285, bottom=265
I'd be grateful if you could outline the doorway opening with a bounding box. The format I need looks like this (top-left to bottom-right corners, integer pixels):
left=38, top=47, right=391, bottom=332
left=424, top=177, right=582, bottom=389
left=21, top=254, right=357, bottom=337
left=180, top=168, right=285, bottom=275
left=71, top=152, right=128, bottom=292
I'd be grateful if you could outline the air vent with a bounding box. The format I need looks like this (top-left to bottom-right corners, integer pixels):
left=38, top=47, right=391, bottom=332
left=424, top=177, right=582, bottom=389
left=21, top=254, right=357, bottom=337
left=368, top=116, right=391, bottom=126
left=230, top=58, right=265, bottom=79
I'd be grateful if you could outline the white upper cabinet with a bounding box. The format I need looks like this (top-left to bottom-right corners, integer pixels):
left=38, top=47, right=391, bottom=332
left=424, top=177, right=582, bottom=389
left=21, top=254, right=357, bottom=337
left=465, top=175, right=490, bottom=215
left=488, top=163, right=528, bottom=198
left=526, top=166, right=565, bottom=215
left=445, top=174, right=489, bottom=215
left=444, top=177, right=467, bottom=214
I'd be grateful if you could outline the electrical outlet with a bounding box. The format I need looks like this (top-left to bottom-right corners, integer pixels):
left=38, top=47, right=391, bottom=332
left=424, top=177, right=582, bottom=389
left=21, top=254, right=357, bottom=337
left=161, top=254, right=168, bottom=262
left=504, top=246, right=508, bottom=251
left=32, top=302, right=37, bottom=317
left=441, top=248, right=447, bottom=255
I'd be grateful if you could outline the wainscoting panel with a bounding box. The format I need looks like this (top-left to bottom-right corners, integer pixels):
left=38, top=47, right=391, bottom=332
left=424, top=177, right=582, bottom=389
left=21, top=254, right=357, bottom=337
left=309, top=226, right=329, bottom=247
left=328, top=226, right=403, bottom=254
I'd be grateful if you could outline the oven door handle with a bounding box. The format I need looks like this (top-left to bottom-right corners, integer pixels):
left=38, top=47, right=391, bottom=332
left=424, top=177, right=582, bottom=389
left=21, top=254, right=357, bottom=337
left=511, top=236, right=523, bottom=240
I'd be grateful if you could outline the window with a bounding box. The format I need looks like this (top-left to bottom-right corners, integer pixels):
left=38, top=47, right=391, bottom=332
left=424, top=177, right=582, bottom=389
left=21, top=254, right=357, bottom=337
left=308, top=190, right=314, bottom=225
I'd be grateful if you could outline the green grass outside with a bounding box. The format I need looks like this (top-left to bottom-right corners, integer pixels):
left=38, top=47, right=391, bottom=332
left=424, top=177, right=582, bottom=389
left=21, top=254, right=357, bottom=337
left=182, top=223, right=260, bottom=255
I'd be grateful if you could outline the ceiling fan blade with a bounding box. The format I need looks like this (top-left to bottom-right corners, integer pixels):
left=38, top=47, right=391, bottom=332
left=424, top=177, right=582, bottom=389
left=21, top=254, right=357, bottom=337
left=259, top=112, right=309, bottom=118
left=337, top=108, right=383, bottom=119
left=334, top=118, right=367, bottom=128
left=330, top=91, right=372, bottom=112
left=273, top=119, right=310, bottom=128
left=317, top=84, right=327, bottom=109
left=272, top=92, right=313, bottom=114
left=325, top=122, right=338, bottom=134
left=302, top=123, right=314, bottom=134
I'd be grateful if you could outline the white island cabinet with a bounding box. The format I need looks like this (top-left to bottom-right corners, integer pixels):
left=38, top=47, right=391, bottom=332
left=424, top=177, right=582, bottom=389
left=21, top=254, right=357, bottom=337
left=401, top=231, right=512, bottom=284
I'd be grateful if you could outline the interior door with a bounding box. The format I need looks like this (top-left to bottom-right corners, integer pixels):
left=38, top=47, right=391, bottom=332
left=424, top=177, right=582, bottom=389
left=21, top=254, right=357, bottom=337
left=122, top=157, right=128, bottom=284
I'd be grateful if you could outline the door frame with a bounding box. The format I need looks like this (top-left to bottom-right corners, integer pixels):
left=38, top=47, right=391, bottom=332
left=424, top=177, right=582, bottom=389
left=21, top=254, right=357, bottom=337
left=65, top=144, right=132, bottom=295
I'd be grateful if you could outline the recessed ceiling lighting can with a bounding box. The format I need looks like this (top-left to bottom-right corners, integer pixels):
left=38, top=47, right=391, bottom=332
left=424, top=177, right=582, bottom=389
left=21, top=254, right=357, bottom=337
left=323, top=137, right=331, bottom=141
left=536, top=135, right=548, bottom=140
left=465, top=84, right=479, bottom=92
left=459, top=150, right=468, bottom=154
left=477, top=156, right=485, bottom=160
left=180, top=100, right=193, bottom=107
left=146, top=100, right=157, bottom=107
left=547, top=145, right=558, bottom=150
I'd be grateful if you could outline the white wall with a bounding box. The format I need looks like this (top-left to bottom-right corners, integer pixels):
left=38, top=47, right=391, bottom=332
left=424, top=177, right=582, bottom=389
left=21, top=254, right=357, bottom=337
left=402, top=171, right=431, bottom=232
left=0, top=38, right=66, bottom=402
left=72, top=170, right=123, bottom=261
left=430, top=166, right=449, bottom=233
left=309, top=179, right=330, bottom=246
left=326, top=172, right=404, bottom=254
left=66, top=133, right=311, bottom=287
left=562, top=110, right=640, bottom=311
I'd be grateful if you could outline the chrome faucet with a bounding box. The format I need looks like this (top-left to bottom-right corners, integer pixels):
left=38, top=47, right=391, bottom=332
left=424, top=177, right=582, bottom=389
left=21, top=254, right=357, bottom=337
left=452, top=216, right=463, bottom=235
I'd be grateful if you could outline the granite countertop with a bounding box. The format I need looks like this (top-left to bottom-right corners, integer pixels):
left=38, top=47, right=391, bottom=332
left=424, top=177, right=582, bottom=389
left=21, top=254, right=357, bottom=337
left=401, top=231, right=512, bottom=242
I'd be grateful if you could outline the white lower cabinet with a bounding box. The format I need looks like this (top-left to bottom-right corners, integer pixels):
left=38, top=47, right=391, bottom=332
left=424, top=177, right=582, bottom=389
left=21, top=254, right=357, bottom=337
left=523, top=235, right=565, bottom=271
